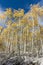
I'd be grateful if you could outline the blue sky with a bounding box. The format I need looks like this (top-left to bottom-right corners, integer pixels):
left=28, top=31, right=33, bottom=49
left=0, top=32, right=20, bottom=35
left=39, top=0, right=43, bottom=6
left=0, top=0, right=43, bottom=27
left=0, top=0, right=42, bottom=13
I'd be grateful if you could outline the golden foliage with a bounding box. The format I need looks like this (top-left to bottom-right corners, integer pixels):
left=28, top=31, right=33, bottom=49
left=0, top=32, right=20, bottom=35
left=0, top=5, right=43, bottom=52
